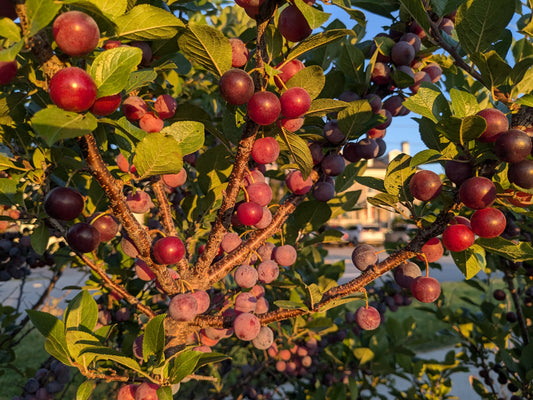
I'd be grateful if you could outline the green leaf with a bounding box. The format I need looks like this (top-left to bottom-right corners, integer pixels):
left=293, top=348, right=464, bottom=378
left=336, top=162, right=366, bottom=193
left=294, top=0, right=331, bottom=29
left=31, top=223, right=50, bottom=255
left=278, top=131, right=314, bottom=179
left=455, top=0, right=515, bottom=55
left=31, top=107, right=98, bottom=146
left=418, top=117, right=458, bottom=157
left=337, top=44, right=365, bottom=81
left=306, top=98, right=348, bottom=117
left=329, top=190, right=361, bottom=218
left=470, top=51, right=512, bottom=89
left=0, top=18, right=21, bottom=42
left=161, top=121, right=205, bottom=156
left=27, top=310, right=70, bottom=365
left=318, top=294, right=363, bottom=312
left=195, top=352, right=230, bottom=369
left=286, top=66, right=325, bottom=100
left=168, top=351, right=201, bottom=383
left=0, top=178, right=20, bottom=205
left=384, top=153, right=414, bottom=198
left=126, top=69, right=159, bottom=93
left=76, top=380, right=94, bottom=400
left=84, top=0, right=127, bottom=18
left=353, top=347, right=375, bottom=364
left=157, top=386, right=173, bottom=400
left=0, top=40, right=24, bottom=62
left=337, top=100, right=374, bottom=139
left=410, top=149, right=445, bottom=167
left=133, top=132, right=183, bottom=179
left=353, top=176, right=386, bottom=193
left=306, top=283, right=322, bottom=309
left=451, top=244, right=486, bottom=279
left=26, top=0, right=62, bottom=37
left=436, top=115, right=486, bottom=144
left=367, top=193, right=400, bottom=208
left=293, top=201, right=332, bottom=231
left=116, top=4, right=184, bottom=40
left=399, top=0, right=430, bottom=34
left=65, top=330, right=101, bottom=365
left=64, top=291, right=98, bottom=332
left=402, top=85, right=450, bottom=123
left=449, top=88, right=481, bottom=117
left=81, top=347, right=144, bottom=374
left=89, top=47, right=143, bottom=98
left=476, top=237, right=533, bottom=261
left=177, top=23, right=232, bottom=77
left=273, top=300, right=309, bottom=310
left=143, top=314, right=166, bottom=363
left=286, top=29, right=354, bottom=63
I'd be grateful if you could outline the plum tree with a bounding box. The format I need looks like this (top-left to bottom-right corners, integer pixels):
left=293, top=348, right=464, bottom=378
left=3, top=1, right=533, bottom=400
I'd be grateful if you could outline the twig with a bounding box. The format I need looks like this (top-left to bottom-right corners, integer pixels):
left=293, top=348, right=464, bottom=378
left=503, top=270, right=530, bottom=345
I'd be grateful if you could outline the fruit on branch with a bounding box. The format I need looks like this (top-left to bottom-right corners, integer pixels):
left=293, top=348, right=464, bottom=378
left=121, top=234, right=140, bottom=258
left=354, top=306, right=381, bottom=330
left=130, top=41, right=153, bottom=66
left=476, top=108, right=509, bottom=142
left=53, top=11, right=100, bottom=56
left=219, top=68, right=254, bottom=105
left=410, top=71, right=431, bottom=94
left=399, top=32, right=421, bottom=53
left=494, top=129, right=532, bottom=163
left=285, top=170, right=313, bottom=195
left=234, top=264, right=259, bottom=288
left=409, top=170, right=442, bottom=201
left=280, top=87, right=311, bottom=118
left=139, top=112, right=164, bottom=133
left=90, top=93, right=122, bottom=116
left=321, top=153, right=346, bottom=177
left=312, top=181, right=335, bottom=202
left=168, top=293, right=198, bottom=321
left=67, top=222, right=101, bottom=253
left=351, top=244, right=378, bottom=272
left=251, top=137, right=280, bottom=164
left=391, top=41, right=415, bottom=66
left=135, top=259, right=156, bottom=281
left=257, top=260, right=279, bottom=283
left=470, top=208, right=506, bottom=238
left=247, top=91, right=281, bottom=126
left=418, top=237, right=444, bottom=262
left=411, top=276, right=441, bottom=303
left=371, top=62, right=391, bottom=85
left=236, top=201, right=263, bottom=226
left=375, top=109, right=392, bottom=130
left=126, top=190, right=154, bottom=214
left=48, top=67, right=97, bottom=112
left=152, top=236, right=185, bottom=265
left=122, top=96, right=148, bottom=121
left=323, top=120, right=345, bottom=144
left=252, top=326, right=274, bottom=350
left=235, top=292, right=257, bottom=313
left=162, top=169, right=187, bottom=188
left=278, top=5, right=312, bottom=42
left=459, top=176, right=497, bottom=209
left=191, top=290, right=210, bottom=314
left=247, top=182, right=272, bottom=207
left=154, top=94, right=177, bottom=119
left=233, top=312, right=261, bottom=341
left=229, top=38, right=249, bottom=68
left=221, top=232, right=242, bottom=253
left=88, top=212, right=119, bottom=242
left=117, top=384, right=138, bottom=400
left=0, top=59, right=17, bottom=85
left=442, top=224, right=475, bottom=252
left=439, top=17, right=454, bottom=35
left=508, top=159, right=533, bottom=189
left=383, top=95, right=407, bottom=117
left=445, top=158, right=473, bottom=185
left=493, top=289, right=506, bottom=301
left=364, top=94, right=382, bottom=113
left=272, top=245, right=297, bottom=267
left=422, top=63, right=442, bottom=83
left=393, top=261, right=421, bottom=288
left=279, top=116, right=305, bottom=132
left=274, top=59, right=305, bottom=89
left=44, top=187, right=84, bottom=221
left=134, top=382, right=159, bottom=400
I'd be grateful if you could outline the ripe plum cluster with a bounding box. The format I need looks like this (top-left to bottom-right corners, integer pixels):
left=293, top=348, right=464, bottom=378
left=13, top=358, right=71, bottom=400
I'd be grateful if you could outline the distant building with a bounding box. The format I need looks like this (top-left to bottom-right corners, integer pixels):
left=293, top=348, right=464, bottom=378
left=332, top=142, right=410, bottom=228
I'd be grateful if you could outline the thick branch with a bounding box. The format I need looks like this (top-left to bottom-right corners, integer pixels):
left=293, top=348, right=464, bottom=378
left=79, top=134, right=179, bottom=296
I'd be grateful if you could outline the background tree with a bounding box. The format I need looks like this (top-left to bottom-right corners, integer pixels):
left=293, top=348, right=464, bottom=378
left=0, top=0, right=532, bottom=399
